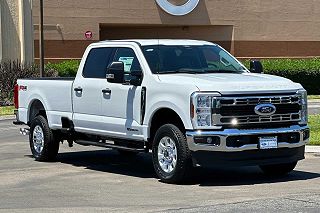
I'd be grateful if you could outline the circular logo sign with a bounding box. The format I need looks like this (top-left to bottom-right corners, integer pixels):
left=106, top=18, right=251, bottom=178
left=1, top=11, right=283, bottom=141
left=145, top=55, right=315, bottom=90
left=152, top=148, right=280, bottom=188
left=84, top=31, right=93, bottom=40
left=155, top=0, right=200, bottom=16
left=254, top=104, right=277, bottom=116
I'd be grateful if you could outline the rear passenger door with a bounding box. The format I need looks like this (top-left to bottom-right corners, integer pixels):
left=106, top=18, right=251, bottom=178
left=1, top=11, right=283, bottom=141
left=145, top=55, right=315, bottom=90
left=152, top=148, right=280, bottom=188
left=72, top=47, right=114, bottom=133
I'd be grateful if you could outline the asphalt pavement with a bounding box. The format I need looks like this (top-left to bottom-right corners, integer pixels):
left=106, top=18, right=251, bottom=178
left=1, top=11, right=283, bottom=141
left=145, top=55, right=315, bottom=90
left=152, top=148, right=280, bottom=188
left=0, top=119, right=320, bottom=212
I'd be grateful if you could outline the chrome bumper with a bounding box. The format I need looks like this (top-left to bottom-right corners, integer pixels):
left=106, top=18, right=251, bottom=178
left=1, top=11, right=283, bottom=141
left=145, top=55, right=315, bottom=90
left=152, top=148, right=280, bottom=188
left=186, top=125, right=309, bottom=152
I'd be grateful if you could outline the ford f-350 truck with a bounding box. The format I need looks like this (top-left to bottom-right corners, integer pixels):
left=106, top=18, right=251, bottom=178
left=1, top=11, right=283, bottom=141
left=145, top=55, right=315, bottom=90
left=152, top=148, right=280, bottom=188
left=14, top=39, right=310, bottom=183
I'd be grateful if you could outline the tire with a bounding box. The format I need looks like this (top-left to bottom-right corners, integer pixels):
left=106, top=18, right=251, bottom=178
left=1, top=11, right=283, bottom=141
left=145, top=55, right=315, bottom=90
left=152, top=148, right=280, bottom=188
left=29, top=115, right=59, bottom=161
left=152, top=124, right=192, bottom=184
left=260, top=162, right=297, bottom=176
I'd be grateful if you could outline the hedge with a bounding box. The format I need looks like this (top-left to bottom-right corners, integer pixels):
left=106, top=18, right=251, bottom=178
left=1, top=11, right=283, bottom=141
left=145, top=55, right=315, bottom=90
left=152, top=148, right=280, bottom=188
left=45, top=60, right=80, bottom=77
left=241, top=58, right=320, bottom=94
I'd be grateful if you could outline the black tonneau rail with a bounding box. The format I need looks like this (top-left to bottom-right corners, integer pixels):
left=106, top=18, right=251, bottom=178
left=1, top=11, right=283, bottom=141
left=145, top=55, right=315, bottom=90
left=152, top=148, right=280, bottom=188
left=23, top=77, right=75, bottom=81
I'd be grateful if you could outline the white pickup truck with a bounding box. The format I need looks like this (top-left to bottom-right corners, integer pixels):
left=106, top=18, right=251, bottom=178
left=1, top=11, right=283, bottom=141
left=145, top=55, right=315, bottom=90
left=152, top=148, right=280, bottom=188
left=14, top=39, right=309, bottom=183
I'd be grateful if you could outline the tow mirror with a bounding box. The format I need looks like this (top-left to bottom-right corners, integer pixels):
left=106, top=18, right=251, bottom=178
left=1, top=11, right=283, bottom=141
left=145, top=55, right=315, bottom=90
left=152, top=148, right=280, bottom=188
left=129, top=71, right=143, bottom=86
left=106, top=62, right=124, bottom=83
left=250, top=60, right=263, bottom=73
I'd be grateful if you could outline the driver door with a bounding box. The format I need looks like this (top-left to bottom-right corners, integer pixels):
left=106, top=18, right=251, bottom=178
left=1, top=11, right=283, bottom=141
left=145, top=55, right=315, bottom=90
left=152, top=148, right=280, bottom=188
left=100, top=47, right=144, bottom=140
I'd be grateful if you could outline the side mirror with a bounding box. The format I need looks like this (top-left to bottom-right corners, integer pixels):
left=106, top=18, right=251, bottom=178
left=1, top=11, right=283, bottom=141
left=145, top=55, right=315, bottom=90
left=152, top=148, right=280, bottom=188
left=129, top=71, right=143, bottom=86
left=106, top=62, right=124, bottom=83
left=250, top=60, right=263, bottom=73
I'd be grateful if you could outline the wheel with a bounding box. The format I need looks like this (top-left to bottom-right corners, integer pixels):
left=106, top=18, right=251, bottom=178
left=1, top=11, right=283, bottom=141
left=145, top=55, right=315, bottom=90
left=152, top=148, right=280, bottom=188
left=260, top=162, right=297, bottom=176
left=29, top=115, right=59, bottom=161
left=152, top=124, right=192, bottom=184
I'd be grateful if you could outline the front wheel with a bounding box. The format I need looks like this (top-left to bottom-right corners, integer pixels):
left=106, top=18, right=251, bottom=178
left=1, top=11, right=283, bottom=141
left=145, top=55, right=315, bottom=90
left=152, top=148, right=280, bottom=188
left=152, top=124, right=192, bottom=184
left=29, top=115, right=59, bottom=161
left=259, top=162, right=297, bottom=176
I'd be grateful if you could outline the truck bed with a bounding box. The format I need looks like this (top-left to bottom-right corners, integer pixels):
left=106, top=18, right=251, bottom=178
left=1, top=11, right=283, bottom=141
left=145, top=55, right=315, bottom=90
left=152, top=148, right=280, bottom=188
left=17, top=78, right=74, bottom=129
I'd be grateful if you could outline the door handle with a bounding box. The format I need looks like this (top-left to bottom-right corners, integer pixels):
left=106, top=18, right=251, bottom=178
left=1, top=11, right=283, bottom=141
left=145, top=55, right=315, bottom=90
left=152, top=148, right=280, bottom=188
left=102, top=88, right=111, bottom=94
left=74, top=87, right=83, bottom=92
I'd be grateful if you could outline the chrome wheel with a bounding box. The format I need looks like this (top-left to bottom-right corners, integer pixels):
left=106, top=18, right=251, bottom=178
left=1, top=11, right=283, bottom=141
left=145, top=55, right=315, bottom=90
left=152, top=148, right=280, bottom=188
left=33, top=125, right=44, bottom=153
left=158, top=136, right=178, bottom=173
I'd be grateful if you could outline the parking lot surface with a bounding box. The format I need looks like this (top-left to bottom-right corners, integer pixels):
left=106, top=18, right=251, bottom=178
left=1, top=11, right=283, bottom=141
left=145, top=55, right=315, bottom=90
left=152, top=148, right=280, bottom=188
left=0, top=119, right=320, bottom=212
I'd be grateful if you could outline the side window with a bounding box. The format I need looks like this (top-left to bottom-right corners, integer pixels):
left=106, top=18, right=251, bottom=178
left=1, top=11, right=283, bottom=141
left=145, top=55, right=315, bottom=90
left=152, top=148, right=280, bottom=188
left=113, top=48, right=142, bottom=81
left=83, top=48, right=113, bottom=78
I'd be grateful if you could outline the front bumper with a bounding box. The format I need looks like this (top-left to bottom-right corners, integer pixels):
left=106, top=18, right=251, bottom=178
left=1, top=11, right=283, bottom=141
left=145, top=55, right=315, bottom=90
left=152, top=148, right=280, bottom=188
left=186, top=125, right=309, bottom=167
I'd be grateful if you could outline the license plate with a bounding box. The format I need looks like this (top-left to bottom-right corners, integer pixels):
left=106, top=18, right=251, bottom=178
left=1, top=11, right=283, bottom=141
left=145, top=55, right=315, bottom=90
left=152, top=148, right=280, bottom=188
left=259, top=136, right=278, bottom=149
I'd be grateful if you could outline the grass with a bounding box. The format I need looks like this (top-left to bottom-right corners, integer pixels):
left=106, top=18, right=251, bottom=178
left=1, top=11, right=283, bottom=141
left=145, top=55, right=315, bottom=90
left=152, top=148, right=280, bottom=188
left=308, top=95, right=320, bottom=100
left=0, top=106, right=15, bottom=116
left=309, top=114, right=320, bottom=145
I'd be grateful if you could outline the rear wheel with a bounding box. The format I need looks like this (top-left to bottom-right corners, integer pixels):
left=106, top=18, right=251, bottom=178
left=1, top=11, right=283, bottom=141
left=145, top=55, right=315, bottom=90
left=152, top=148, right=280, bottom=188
left=29, top=115, right=59, bottom=161
left=259, top=162, right=297, bottom=176
left=152, top=124, right=192, bottom=184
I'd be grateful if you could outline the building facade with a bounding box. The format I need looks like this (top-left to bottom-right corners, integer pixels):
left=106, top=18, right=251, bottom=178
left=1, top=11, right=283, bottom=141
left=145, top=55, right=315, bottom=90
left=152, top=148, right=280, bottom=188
left=29, top=0, right=320, bottom=60
left=0, top=0, right=33, bottom=63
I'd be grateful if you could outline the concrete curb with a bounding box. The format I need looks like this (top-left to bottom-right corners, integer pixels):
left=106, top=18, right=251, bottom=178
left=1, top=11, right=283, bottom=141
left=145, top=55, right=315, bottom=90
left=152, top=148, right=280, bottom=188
left=309, top=99, right=320, bottom=103
left=305, top=145, right=320, bottom=153
left=0, top=115, right=15, bottom=121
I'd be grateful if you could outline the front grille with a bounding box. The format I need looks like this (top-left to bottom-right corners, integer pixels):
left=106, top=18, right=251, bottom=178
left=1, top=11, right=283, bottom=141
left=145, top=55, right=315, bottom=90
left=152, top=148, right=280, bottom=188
left=213, top=94, right=301, bottom=126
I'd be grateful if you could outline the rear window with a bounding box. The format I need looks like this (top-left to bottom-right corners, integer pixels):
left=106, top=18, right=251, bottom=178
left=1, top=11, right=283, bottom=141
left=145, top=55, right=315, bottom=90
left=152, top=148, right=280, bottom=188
left=83, top=48, right=114, bottom=78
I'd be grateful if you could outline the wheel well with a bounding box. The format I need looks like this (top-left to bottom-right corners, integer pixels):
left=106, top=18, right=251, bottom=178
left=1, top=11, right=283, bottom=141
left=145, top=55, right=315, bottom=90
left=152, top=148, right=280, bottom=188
left=29, top=100, right=47, bottom=123
left=149, top=108, right=185, bottom=145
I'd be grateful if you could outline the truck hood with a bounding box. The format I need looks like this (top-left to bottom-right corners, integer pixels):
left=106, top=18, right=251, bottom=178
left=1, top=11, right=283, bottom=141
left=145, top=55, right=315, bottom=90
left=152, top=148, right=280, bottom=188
left=157, top=73, right=302, bottom=94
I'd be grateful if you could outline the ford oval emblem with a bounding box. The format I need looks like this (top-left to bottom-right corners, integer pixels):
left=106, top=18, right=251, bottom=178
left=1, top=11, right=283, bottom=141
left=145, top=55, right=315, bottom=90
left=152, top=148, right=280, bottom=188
left=254, top=104, right=276, bottom=116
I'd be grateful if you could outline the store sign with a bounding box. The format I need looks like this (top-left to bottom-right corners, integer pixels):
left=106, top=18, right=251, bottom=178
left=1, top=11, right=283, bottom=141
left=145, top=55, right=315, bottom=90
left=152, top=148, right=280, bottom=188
left=155, top=0, right=200, bottom=16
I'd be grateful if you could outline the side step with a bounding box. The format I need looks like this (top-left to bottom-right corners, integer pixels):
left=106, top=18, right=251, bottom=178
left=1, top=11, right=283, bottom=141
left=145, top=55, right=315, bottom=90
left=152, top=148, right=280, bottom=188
left=75, top=140, right=146, bottom=152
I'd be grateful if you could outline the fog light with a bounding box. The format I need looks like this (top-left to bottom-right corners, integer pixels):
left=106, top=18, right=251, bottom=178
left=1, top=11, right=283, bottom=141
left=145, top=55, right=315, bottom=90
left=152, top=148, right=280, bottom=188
left=231, top=118, right=238, bottom=126
left=194, top=136, right=220, bottom=146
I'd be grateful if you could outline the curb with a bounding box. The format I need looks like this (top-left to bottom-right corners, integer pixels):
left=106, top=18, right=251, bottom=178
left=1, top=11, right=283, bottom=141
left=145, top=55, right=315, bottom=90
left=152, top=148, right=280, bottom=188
left=0, top=115, right=15, bottom=121
left=305, top=145, right=320, bottom=153
left=309, top=99, right=320, bottom=103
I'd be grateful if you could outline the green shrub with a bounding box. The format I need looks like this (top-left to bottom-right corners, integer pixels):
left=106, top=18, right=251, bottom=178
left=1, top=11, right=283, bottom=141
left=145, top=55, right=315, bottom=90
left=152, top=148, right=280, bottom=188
left=241, top=58, right=320, bottom=94
left=45, top=60, right=80, bottom=77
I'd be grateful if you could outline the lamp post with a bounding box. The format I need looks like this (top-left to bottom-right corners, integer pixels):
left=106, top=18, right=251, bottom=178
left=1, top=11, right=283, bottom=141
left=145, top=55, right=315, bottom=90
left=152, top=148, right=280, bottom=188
left=39, top=0, right=44, bottom=77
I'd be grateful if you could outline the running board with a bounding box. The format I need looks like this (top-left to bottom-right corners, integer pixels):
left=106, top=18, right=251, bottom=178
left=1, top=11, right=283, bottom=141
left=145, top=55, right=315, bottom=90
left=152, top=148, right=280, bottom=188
left=75, top=140, right=146, bottom=152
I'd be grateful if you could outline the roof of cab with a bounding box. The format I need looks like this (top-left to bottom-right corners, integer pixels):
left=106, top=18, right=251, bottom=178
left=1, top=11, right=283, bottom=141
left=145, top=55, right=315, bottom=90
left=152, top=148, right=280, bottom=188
left=96, top=39, right=216, bottom=46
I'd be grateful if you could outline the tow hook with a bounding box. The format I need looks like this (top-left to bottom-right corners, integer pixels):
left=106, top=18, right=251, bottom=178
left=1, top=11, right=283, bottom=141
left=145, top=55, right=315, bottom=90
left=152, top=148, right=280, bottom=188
left=20, top=128, right=30, bottom=136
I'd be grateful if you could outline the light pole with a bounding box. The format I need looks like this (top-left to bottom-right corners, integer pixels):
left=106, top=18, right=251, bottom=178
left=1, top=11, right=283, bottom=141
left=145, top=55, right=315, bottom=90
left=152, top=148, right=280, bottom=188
left=39, top=0, right=44, bottom=77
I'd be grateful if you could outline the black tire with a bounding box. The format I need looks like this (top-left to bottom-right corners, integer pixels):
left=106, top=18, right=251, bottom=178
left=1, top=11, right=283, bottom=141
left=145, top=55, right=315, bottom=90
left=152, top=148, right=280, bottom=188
left=152, top=124, right=192, bottom=184
left=260, top=162, right=297, bottom=176
left=29, top=115, right=59, bottom=161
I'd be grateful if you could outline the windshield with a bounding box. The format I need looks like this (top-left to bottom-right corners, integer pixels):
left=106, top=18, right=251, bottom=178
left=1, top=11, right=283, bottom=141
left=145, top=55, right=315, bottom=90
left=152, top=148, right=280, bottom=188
left=142, top=45, right=248, bottom=74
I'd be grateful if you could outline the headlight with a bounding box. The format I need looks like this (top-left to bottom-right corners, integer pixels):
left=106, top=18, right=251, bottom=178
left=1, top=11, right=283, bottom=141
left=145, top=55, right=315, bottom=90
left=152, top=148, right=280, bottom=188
left=191, top=92, right=221, bottom=129
left=297, top=89, right=308, bottom=125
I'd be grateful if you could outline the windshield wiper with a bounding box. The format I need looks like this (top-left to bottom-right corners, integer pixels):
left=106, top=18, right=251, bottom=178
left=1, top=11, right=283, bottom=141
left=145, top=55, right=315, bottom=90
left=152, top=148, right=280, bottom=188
left=159, top=68, right=204, bottom=74
left=205, top=70, right=243, bottom=74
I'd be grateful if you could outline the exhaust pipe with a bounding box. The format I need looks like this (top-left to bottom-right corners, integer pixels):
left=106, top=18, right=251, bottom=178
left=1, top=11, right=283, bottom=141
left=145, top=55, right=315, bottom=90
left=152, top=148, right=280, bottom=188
left=20, top=128, right=30, bottom=136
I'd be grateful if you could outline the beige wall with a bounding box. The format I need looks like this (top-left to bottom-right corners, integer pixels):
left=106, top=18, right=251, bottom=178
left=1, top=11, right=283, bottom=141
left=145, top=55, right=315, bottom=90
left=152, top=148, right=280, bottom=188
left=0, top=0, right=33, bottom=63
left=32, top=0, right=320, bottom=58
